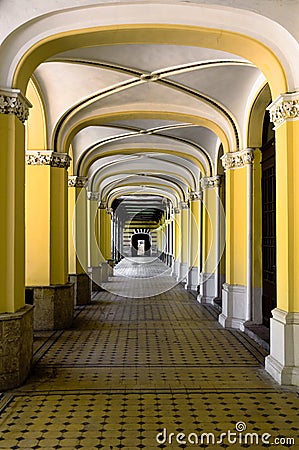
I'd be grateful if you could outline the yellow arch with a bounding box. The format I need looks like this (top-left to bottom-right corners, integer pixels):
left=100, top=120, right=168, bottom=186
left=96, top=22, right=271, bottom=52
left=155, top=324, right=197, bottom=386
left=83, top=147, right=206, bottom=177
left=65, top=111, right=230, bottom=159
left=14, top=25, right=287, bottom=99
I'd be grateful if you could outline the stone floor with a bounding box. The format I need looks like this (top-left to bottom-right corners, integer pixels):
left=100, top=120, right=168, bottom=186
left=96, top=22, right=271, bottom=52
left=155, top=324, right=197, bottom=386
left=0, top=257, right=298, bottom=449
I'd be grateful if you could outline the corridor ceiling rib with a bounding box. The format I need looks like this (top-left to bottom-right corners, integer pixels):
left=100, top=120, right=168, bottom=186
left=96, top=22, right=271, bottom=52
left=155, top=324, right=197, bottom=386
left=48, top=58, right=246, bottom=152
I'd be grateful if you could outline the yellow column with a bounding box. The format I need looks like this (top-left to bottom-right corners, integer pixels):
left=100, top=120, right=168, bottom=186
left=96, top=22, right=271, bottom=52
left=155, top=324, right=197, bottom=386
left=219, top=150, right=254, bottom=329
left=68, top=177, right=88, bottom=274
left=97, top=203, right=110, bottom=282
left=187, top=192, right=201, bottom=291
left=172, top=208, right=181, bottom=278
left=179, top=202, right=189, bottom=282
left=26, top=156, right=70, bottom=288
left=252, top=148, right=263, bottom=323
left=0, top=90, right=31, bottom=313
left=26, top=161, right=51, bottom=286
left=198, top=177, right=221, bottom=303
left=87, top=192, right=100, bottom=267
left=105, top=209, right=112, bottom=260
left=68, top=176, right=91, bottom=305
left=0, top=88, right=34, bottom=390
left=265, top=93, right=299, bottom=386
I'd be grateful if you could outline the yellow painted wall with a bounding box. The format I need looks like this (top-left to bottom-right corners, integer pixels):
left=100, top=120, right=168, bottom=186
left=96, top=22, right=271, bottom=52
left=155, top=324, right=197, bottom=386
left=26, top=79, right=47, bottom=150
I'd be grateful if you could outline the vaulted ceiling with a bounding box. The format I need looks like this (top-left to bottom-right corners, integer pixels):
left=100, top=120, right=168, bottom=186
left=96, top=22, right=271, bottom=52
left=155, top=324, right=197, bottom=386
left=32, top=40, right=265, bottom=224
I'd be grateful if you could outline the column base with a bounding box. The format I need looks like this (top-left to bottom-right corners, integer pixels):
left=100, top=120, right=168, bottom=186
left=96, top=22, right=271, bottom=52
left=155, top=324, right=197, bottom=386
left=171, top=260, right=180, bottom=278
left=177, top=262, right=189, bottom=284
left=265, top=309, right=299, bottom=386
left=89, top=263, right=112, bottom=290
left=27, top=284, right=74, bottom=331
left=69, top=273, right=91, bottom=305
left=218, top=283, right=246, bottom=329
left=186, top=266, right=199, bottom=291
left=197, top=273, right=215, bottom=303
left=0, top=305, right=33, bottom=390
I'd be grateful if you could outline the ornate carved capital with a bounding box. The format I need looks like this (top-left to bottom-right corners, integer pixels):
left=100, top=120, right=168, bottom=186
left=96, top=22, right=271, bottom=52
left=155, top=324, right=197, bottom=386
left=68, top=176, right=88, bottom=188
left=267, top=92, right=299, bottom=129
left=189, top=190, right=203, bottom=201
left=174, top=207, right=180, bottom=214
left=201, top=175, right=222, bottom=190
left=0, top=88, right=32, bottom=123
left=50, top=152, right=71, bottom=169
left=26, top=150, right=52, bottom=165
left=106, top=207, right=113, bottom=215
left=87, top=191, right=99, bottom=201
left=221, top=149, right=254, bottom=171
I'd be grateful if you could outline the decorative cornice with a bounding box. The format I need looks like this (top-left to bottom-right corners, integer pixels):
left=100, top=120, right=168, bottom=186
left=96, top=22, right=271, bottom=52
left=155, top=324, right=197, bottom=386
left=201, top=175, right=222, bottom=190
left=221, top=149, right=254, bottom=171
left=26, top=150, right=52, bottom=166
left=189, top=190, right=203, bottom=201
left=51, top=152, right=71, bottom=169
left=0, top=88, right=32, bottom=123
left=68, top=176, right=88, bottom=188
left=267, top=92, right=299, bottom=129
left=87, top=191, right=99, bottom=201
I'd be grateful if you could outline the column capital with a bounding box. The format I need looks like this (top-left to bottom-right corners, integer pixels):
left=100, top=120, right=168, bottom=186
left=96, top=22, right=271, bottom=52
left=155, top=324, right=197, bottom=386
left=201, top=175, right=222, bottom=189
left=267, top=91, right=299, bottom=129
left=106, top=207, right=113, bottom=215
left=98, top=201, right=107, bottom=209
left=174, top=207, right=180, bottom=214
left=87, top=191, right=99, bottom=201
left=26, top=150, right=52, bottom=165
left=26, top=150, right=71, bottom=168
left=221, top=149, right=254, bottom=171
left=68, top=176, right=88, bottom=188
left=189, top=190, right=203, bottom=201
left=179, top=201, right=189, bottom=210
left=51, top=152, right=71, bottom=169
left=0, top=88, right=32, bottom=123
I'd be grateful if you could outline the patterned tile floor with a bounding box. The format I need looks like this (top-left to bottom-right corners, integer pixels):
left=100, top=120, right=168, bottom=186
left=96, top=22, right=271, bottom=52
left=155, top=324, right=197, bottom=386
left=0, top=258, right=298, bottom=449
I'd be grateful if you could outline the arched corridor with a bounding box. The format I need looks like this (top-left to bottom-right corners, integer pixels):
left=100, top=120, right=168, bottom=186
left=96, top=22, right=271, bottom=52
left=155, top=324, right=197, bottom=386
left=0, top=0, right=299, bottom=446
left=1, top=259, right=298, bottom=448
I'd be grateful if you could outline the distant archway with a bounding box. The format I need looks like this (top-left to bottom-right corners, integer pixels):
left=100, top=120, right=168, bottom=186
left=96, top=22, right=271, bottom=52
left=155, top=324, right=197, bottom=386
left=131, top=233, right=151, bottom=256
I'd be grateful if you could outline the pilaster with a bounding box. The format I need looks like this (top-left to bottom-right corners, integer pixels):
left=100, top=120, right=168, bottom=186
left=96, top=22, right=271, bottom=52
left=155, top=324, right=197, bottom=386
left=219, top=150, right=254, bottom=329
left=68, top=176, right=91, bottom=305
left=265, top=92, right=299, bottom=386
